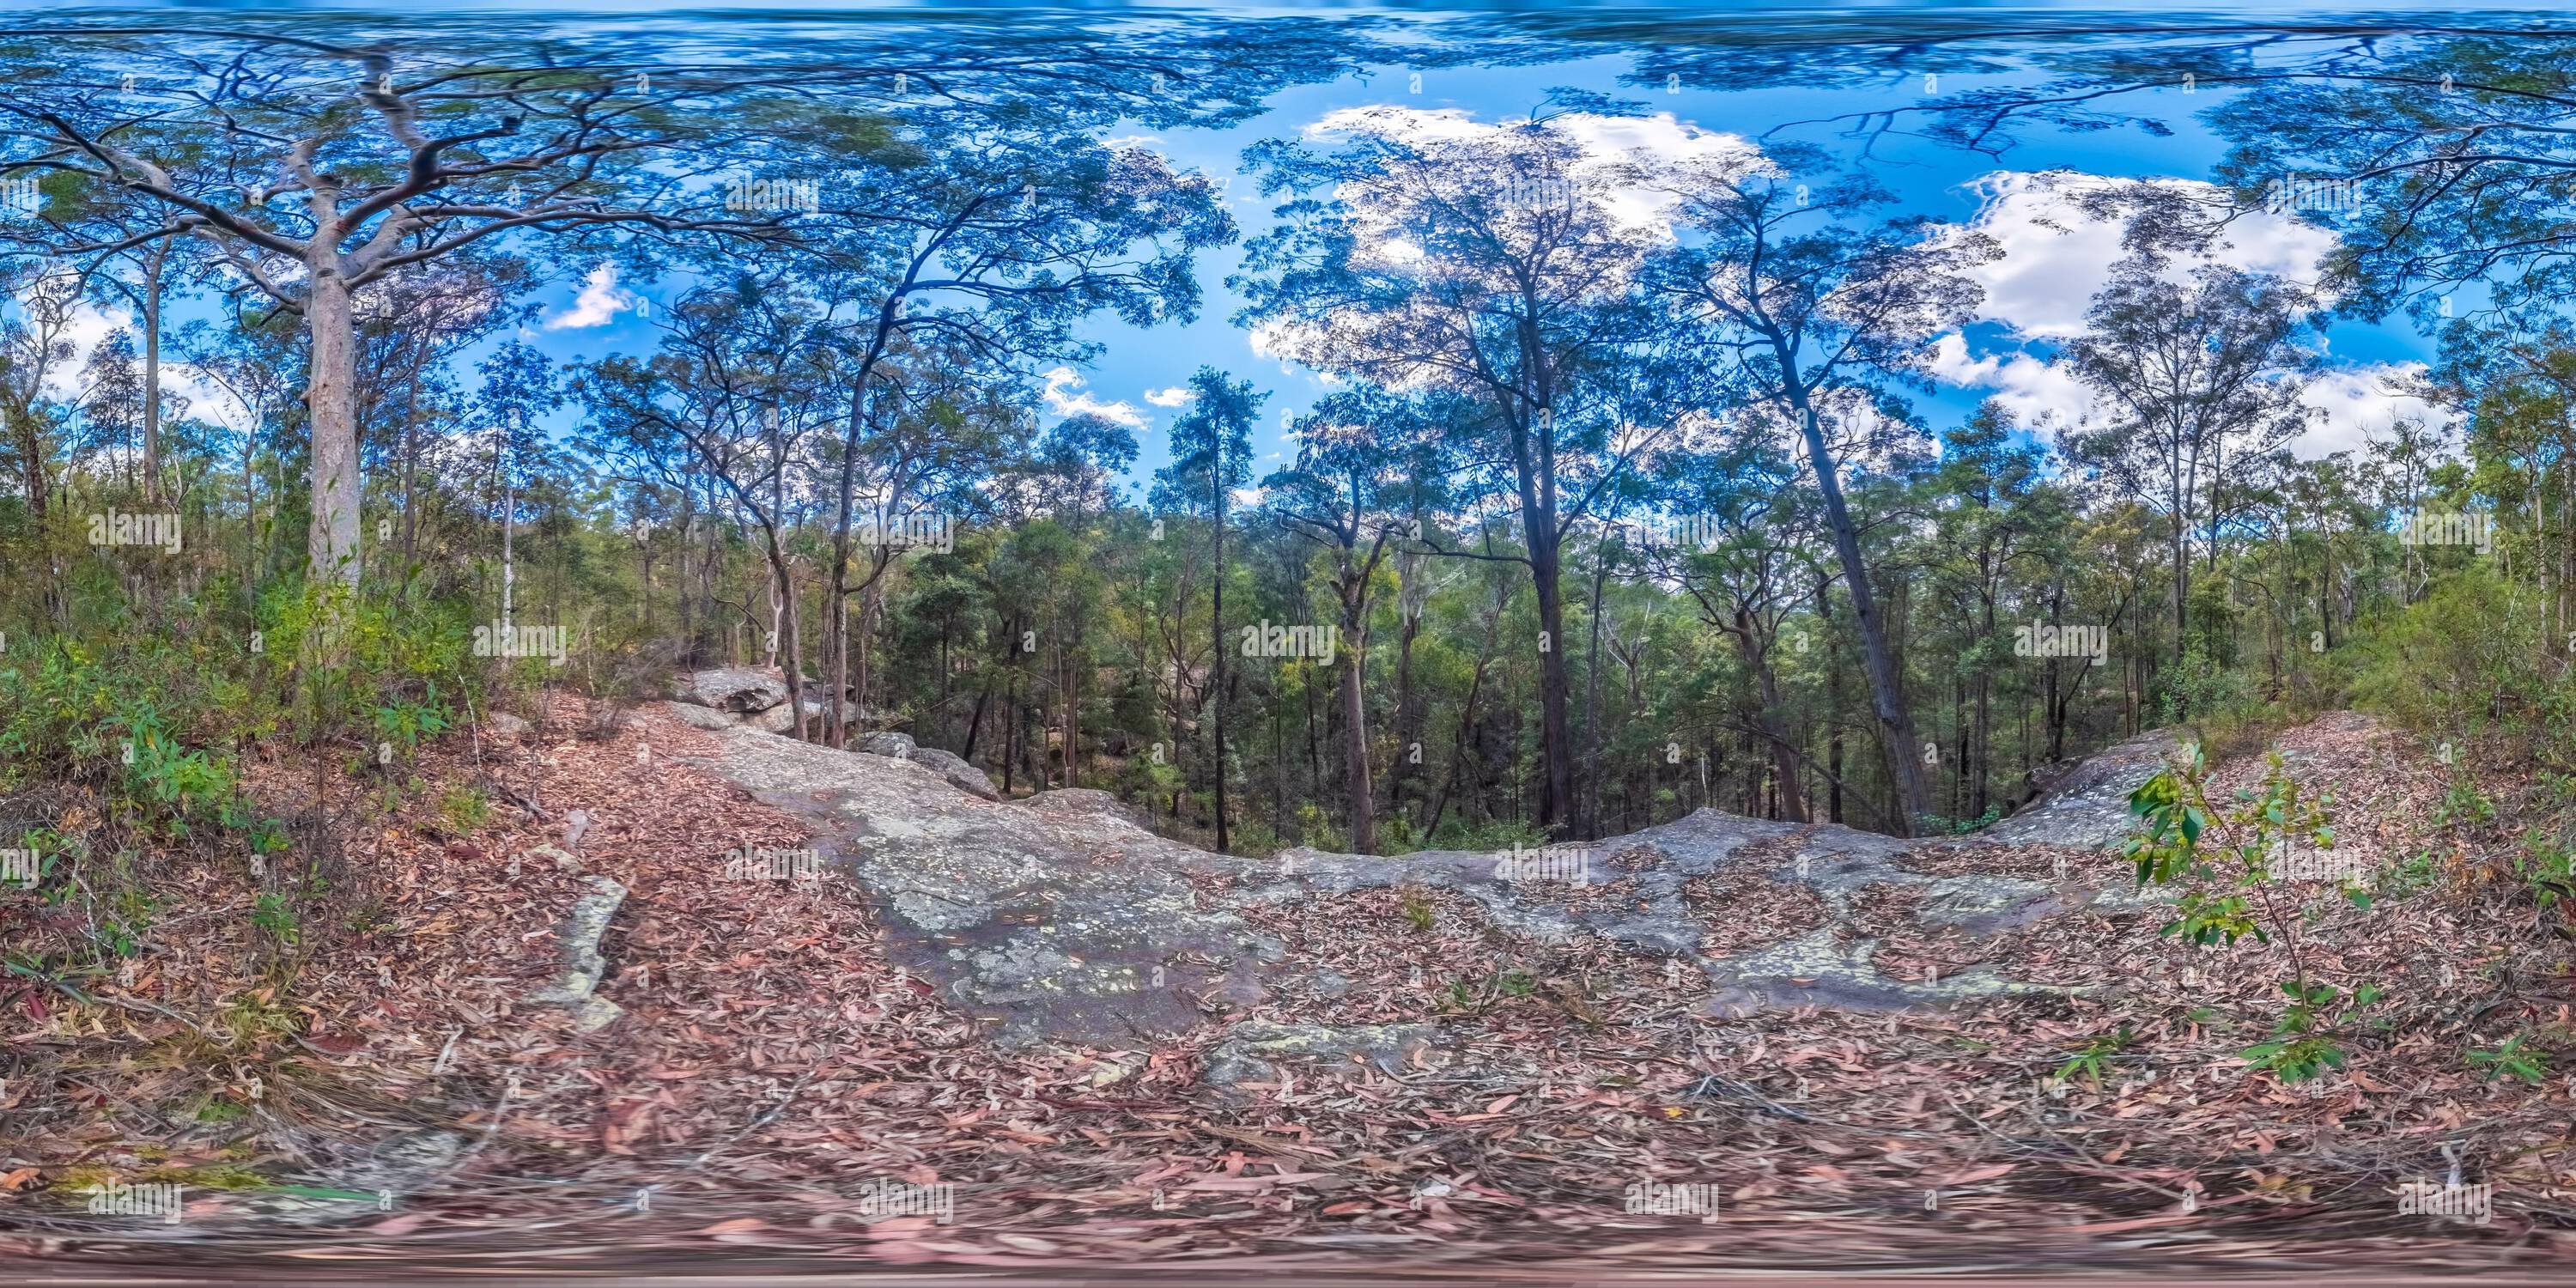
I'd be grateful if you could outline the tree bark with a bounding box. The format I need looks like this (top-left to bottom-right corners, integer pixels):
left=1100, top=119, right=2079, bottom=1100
left=1794, top=403, right=1930, bottom=835
left=304, top=264, right=363, bottom=586
left=1212, top=476, right=1231, bottom=853
left=141, top=244, right=164, bottom=504
left=1337, top=591, right=1376, bottom=854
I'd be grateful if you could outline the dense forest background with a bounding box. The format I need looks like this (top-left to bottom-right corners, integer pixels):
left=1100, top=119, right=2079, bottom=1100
left=1, top=12, right=2571, bottom=892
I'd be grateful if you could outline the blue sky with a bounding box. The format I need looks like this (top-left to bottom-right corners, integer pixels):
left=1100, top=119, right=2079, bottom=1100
left=487, top=26, right=2443, bottom=496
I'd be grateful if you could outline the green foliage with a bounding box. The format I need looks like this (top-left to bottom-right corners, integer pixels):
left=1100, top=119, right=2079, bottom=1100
left=369, top=682, right=453, bottom=762
left=1400, top=887, right=1435, bottom=933
left=2348, top=568, right=2540, bottom=739
left=2469, top=1032, right=2550, bottom=1084
left=2240, top=981, right=2383, bottom=1082
left=2434, top=774, right=2497, bottom=830
left=2158, top=646, right=2256, bottom=728
left=250, top=892, right=301, bottom=945
left=2376, top=849, right=2443, bottom=900
left=1933, top=805, right=2004, bottom=835
left=439, top=786, right=492, bottom=835
left=2052, top=1025, right=2135, bottom=1085
left=2125, top=745, right=2391, bottom=1083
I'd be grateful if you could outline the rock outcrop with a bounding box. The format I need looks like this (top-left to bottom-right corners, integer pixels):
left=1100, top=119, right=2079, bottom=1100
left=1981, top=728, right=2180, bottom=849
left=667, top=702, right=2183, bottom=1052
left=673, top=667, right=790, bottom=714
left=527, top=875, right=629, bottom=1033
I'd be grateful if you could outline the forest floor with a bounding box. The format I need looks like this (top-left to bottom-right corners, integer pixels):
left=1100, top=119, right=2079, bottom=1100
left=5, top=696, right=2576, bottom=1280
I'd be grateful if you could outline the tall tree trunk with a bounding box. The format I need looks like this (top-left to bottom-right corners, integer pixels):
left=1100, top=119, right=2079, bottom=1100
left=1212, top=474, right=1230, bottom=853
left=1386, top=541, right=1429, bottom=827
left=1792, top=401, right=1929, bottom=835
left=2171, top=432, right=2190, bottom=667
left=1815, top=576, right=1845, bottom=823
left=141, top=244, right=165, bottom=505
left=1738, top=605, right=1808, bottom=823
left=1583, top=538, right=1611, bottom=837
left=1338, top=586, right=1376, bottom=854
left=304, top=263, right=362, bottom=586
left=1528, top=520, right=1577, bottom=838
left=501, top=458, right=514, bottom=635
left=12, top=405, right=58, bottom=620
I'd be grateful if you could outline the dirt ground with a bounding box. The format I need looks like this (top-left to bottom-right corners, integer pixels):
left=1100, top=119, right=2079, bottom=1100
left=5, top=700, right=2574, bottom=1278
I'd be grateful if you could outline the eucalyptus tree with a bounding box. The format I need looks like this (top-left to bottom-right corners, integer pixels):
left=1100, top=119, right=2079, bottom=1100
left=24, top=185, right=222, bottom=506
left=1644, top=150, right=1993, bottom=835
left=0, top=264, right=86, bottom=621
left=0, top=15, right=1340, bottom=590
left=351, top=253, right=534, bottom=571
left=1922, top=401, right=2063, bottom=819
left=470, top=340, right=565, bottom=642
left=2060, top=260, right=2316, bottom=672
left=0, top=26, right=836, bottom=586
left=1236, top=103, right=1714, bottom=838
left=576, top=277, right=835, bottom=738
left=1151, top=367, right=1262, bottom=852
left=1261, top=386, right=1444, bottom=854
left=1644, top=427, right=1820, bottom=823
left=776, top=129, right=1235, bottom=744
left=172, top=305, right=301, bottom=601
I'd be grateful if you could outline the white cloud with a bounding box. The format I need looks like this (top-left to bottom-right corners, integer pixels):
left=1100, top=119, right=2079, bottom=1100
left=1947, top=171, right=2342, bottom=340
left=1144, top=386, right=1194, bottom=408
left=544, top=262, right=638, bottom=331
left=1930, top=331, right=2445, bottom=460
left=1301, top=106, right=1765, bottom=245
left=2299, top=363, right=2445, bottom=460
left=1925, top=332, right=2101, bottom=433
left=1042, top=367, right=1146, bottom=428
left=1922, top=170, right=2448, bottom=459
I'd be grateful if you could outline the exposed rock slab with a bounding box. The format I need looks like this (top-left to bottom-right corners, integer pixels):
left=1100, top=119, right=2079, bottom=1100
left=666, top=702, right=737, bottom=732
left=1982, top=729, right=2180, bottom=849
left=1202, top=1021, right=1440, bottom=1087
left=673, top=667, right=789, bottom=714
left=672, top=708, right=2178, bottom=1047
left=676, top=719, right=1269, bottom=1048
left=527, top=876, right=628, bottom=1033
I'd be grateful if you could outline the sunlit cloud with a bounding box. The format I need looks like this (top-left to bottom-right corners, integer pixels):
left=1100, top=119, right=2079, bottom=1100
left=1042, top=367, right=1146, bottom=427
left=544, top=262, right=639, bottom=331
